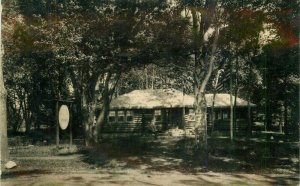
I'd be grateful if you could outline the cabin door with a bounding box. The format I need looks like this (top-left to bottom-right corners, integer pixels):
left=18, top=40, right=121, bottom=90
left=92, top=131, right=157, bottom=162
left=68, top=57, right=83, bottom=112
left=141, top=110, right=154, bottom=133
left=166, top=108, right=184, bottom=129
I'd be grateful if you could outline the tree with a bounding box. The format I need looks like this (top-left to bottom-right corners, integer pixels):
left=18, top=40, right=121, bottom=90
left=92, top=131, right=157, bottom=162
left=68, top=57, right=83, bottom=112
left=66, top=0, right=172, bottom=144
left=2, top=2, right=71, bottom=133
left=11, top=0, right=174, bottom=145
left=4, top=0, right=299, bottom=147
left=248, top=0, right=300, bottom=134
left=0, top=0, right=9, bottom=165
left=168, top=1, right=219, bottom=151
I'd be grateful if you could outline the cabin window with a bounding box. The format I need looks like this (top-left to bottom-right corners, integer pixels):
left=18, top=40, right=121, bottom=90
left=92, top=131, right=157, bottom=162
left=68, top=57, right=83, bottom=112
left=223, top=110, right=228, bottom=119
left=109, top=111, right=116, bottom=123
left=218, top=111, right=222, bottom=120
left=126, top=111, right=133, bottom=122
left=189, top=109, right=194, bottom=114
left=189, top=109, right=195, bottom=120
left=118, top=111, right=125, bottom=122
left=155, top=110, right=161, bottom=121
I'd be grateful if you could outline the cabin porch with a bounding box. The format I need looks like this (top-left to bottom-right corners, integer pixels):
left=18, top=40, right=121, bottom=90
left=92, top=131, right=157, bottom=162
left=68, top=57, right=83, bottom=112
left=102, top=106, right=252, bottom=137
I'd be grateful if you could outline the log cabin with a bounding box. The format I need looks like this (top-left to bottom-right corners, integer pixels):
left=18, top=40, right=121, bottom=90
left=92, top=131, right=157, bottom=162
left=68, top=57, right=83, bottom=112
left=100, top=89, right=255, bottom=136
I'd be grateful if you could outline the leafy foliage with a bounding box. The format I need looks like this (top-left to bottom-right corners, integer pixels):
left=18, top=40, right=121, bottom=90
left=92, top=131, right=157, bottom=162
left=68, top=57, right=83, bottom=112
left=2, top=0, right=300, bottom=140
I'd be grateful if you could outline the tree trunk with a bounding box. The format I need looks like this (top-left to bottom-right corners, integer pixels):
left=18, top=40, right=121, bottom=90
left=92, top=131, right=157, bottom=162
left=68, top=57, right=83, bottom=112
left=95, top=73, right=121, bottom=140
left=211, top=93, right=216, bottom=133
left=230, top=60, right=234, bottom=140
left=69, top=67, right=98, bottom=145
left=77, top=70, right=121, bottom=145
left=24, top=97, right=32, bottom=133
left=283, top=100, right=288, bottom=134
left=95, top=73, right=111, bottom=142
left=68, top=68, right=84, bottom=137
left=283, top=78, right=288, bottom=135
left=151, top=68, right=154, bottom=89
left=247, top=62, right=253, bottom=136
left=211, top=70, right=222, bottom=134
left=0, top=0, right=9, bottom=165
left=0, top=81, right=8, bottom=164
left=194, top=90, right=208, bottom=167
left=233, top=57, right=239, bottom=132
left=0, top=88, right=8, bottom=163
left=247, top=99, right=252, bottom=136
left=193, top=28, right=219, bottom=168
left=95, top=90, right=109, bottom=140
left=194, top=91, right=207, bottom=144
left=266, top=68, right=272, bottom=130
left=145, top=68, right=148, bottom=89
left=82, top=92, right=96, bottom=146
left=191, top=2, right=220, bottom=152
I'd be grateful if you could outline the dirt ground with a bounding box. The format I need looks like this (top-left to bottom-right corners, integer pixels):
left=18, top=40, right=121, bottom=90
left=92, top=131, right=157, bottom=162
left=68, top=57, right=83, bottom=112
left=2, top=170, right=299, bottom=186
left=1, top=136, right=300, bottom=185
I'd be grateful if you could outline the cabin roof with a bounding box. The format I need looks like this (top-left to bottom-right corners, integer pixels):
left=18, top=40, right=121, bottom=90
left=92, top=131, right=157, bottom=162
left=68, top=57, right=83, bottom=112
left=205, top=93, right=256, bottom=108
left=110, top=89, right=255, bottom=109
left=110, top=89, right=194, bottom=109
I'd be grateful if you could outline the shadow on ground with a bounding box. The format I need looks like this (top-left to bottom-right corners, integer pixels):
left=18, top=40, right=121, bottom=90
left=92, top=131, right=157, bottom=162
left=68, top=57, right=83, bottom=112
left=3, top=135, right=299, bottom=185
left=79, top=135, right=299, bottom=175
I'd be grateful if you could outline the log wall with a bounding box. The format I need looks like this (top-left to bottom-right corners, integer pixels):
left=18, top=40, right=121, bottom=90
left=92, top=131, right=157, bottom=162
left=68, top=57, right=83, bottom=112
left=101, top=109, right=163, bottom=133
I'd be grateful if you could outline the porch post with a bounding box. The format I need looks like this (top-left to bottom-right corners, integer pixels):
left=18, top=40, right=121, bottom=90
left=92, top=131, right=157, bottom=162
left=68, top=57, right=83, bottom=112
left=56, top=100, right=59, bottom=147
left=230, top=60, right=234, bottom=141
left=182, top=107, right=185, bottom=129
left=70, top=103, right=73, bottom=146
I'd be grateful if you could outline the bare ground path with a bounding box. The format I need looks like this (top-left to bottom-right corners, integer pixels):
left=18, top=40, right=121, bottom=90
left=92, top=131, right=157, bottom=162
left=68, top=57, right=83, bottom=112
left=1, top=137, right=299, bottom=185
left=1, top=169, right=299, bottom=185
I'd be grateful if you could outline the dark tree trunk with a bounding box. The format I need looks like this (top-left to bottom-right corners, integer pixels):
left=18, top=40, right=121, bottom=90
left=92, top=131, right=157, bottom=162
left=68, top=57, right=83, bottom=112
left=282, top=76, right=288, bottom=135
left=247, top=61, right=253, bottom=136
left=284, top=97, right=288, bottom=134
left=82, top=92, right=97, bottom=146
left=265, top=60, right=272, bottom=130
left=24, top=98, right=32, bottom=134
left=69, top=67, right=97, bottom=146
left=230, top=60, right=234, bottom=140
left=266, top=91, right=272, bottom=130
left=247, top=100, right=252, bottom=136
left=96, top=72, right=121, bottom=140
left=95, top=73, right=111, bottom=142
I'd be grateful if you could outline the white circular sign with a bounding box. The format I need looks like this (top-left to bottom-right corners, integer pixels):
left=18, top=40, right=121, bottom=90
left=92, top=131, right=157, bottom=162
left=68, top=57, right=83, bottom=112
left=59, top=105, right=69, bottom=130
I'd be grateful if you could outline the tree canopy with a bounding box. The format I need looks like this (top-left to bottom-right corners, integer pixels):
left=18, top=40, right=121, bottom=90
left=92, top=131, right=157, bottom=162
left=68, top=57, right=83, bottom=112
left=2, top=0, right=299, bottom=144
